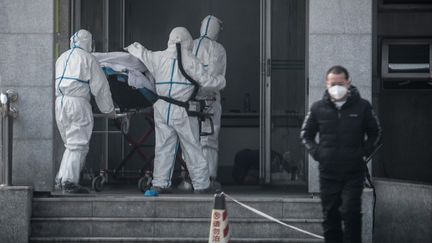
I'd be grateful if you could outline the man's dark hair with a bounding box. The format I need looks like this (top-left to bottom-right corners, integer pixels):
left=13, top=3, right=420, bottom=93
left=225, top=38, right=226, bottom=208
left=326, top=65, right=350, bottom=80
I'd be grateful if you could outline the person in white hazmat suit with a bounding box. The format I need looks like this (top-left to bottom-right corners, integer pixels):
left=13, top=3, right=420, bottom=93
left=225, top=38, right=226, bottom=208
left=193, top=15, right=227, bottom=182
left=55, top=29, right=115, bottom=193
left=125, top=27, right=226, bottom=193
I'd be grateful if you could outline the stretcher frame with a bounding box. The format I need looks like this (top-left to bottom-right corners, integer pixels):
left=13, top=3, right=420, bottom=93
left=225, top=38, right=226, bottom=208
left=90, top=107, right=155, bottom=192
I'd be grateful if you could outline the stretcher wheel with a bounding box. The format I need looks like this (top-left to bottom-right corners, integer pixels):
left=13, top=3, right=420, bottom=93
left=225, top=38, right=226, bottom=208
left=138, top=175, right=152, bottom=193
left=121, top=117, right=130, bottom=134
left=92, top=175, right=105, bottom=192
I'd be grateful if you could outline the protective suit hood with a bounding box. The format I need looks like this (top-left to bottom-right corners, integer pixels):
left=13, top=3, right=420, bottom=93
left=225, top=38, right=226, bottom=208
left=200, top=15, right=222, bottom=41
left=167, top=27, right=193, bottom=51
left=70, top=29, right=93, bottom=52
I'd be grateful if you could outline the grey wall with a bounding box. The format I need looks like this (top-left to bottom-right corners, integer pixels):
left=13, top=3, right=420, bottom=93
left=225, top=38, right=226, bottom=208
left=0, top=186, right=32, bottom=243
left=308, top=0, right=373, bottom=192
left=53, top=0, right=72, bottom=187
left=374, top=179, right=432, bottom=243
left=0, top=0, right=55, bottom=191
left=374, top=5, right=432, bottom=183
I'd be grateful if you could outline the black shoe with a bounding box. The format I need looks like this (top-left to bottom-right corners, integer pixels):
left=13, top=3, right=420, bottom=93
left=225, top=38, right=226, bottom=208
left=210, top=179, right=222, bottom=191
left=54, top=183, right=62, bottom=191
left=151, top=186, right=173, bottom=194
left=54, top=178, right=63, bottom=191
left=194, top=187, right=212, bottom=194
left=177, top=180, right=194, bottom=192
left=194, top=182, right=221, bottom=194
left=63, top=181, right=89, bottom=194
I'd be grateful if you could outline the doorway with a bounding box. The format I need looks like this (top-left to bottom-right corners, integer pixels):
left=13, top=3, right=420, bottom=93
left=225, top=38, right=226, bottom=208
left=71, top=0, right=307, bottom=189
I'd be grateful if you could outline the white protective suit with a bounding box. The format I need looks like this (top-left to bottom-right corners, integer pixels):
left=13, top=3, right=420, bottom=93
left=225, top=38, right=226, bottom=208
left=193, top=15, right=227, bottom=179
left=55, top=29, right=115, bottom=186
left=126, top=27, right=226, bottom=190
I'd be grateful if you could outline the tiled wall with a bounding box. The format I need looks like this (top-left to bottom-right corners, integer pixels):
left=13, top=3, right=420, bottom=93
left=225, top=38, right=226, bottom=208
left=0, top=0, right=55, bottom=191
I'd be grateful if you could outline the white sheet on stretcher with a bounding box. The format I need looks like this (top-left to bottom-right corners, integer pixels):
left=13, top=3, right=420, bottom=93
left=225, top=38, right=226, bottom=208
left=93, top=52, right=155, bottom=92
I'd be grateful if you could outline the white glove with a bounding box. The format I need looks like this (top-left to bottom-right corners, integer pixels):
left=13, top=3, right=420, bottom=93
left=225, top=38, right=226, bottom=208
left=106, top=110, right=116, bottom=119
left=124, top=42, right=144, bottom=57
left=124, top=42, right=138, bottom=51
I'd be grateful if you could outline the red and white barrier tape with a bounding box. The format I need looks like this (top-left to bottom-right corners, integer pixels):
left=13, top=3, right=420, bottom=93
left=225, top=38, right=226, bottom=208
left=222, top=192, right=324, bottom=240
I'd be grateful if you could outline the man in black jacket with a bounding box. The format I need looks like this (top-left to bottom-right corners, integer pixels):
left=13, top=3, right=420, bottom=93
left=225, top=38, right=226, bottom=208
left=301, top=65, right=381, bottom=243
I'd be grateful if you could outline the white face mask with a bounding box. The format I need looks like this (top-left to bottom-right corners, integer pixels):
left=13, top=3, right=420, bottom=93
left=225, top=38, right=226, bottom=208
left=328, top=85, right=348, bottom=100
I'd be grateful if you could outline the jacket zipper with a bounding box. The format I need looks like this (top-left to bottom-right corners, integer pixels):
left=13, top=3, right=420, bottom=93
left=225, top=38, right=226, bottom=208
left=336, top=109, right=341, bottom=155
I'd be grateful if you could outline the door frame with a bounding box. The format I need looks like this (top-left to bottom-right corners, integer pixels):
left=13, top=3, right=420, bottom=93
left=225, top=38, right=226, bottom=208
left=71, top=0, right=309, bottom=187
left=259, top=0, right=309, bottom=186
left=259, top=0, right=272, bottom=184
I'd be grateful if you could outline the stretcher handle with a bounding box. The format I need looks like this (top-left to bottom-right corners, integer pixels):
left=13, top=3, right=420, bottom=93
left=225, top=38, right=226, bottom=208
left=93, top=112, right=131, bottom=118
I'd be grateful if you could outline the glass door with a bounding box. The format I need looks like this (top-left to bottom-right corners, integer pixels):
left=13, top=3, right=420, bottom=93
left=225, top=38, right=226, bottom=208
left=71, top=0, right=127, bottom=181
left=260, top=0, right=307, bottom=186
left=72, top=0, right=125, bottom=52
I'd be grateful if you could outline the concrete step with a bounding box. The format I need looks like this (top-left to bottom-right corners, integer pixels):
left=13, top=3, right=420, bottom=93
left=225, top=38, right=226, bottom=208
left=32, top=196, right=322, bottom=219
left=31, top=195, right=324, bottom=241
left=31, top=217, right=323, bottom=238
left=30, top=236, right=324, bottom=243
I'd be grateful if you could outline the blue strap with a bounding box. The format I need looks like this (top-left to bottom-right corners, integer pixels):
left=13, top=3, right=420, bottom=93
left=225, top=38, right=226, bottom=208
left=194, top=37, right=205, bottom=56
left=72, top=45, right=85, bottom=51
left=166, top=59, right=176, bottom=125
left=102, top=67, right=127, bottom=82
left=102, top=67, right=128, bottom=76
left=195, top=16, right=212, bottom=56
left=156, top=81, right=193, bottom=86
left=71, top=32, right=87, bottom=51
left=57, top=48, right=77, bottom=106
left=57, top=33, right=92, bottom=106
left=204, top=16, right=212, bottom=37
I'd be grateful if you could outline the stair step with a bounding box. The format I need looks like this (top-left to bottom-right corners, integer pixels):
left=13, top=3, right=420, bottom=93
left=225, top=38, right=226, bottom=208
left=31, top=217, right=323, bottom=238
left=30, top=237, right=324, bottom=243
left=32, top=196, right=322, bottom=219
left=32, top=195, right=324, bottom=241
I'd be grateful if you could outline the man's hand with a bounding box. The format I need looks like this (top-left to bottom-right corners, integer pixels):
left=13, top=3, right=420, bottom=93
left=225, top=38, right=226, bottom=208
left=364, top=143, right=383, bottom=164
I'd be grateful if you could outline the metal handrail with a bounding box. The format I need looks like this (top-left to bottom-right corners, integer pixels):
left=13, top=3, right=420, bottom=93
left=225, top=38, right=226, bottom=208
left=0, top=89, right=18, bottom=186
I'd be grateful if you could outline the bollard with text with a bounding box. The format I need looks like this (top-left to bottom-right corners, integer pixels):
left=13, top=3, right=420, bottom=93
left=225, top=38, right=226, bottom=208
left=209, top=192, right=230, bottom=243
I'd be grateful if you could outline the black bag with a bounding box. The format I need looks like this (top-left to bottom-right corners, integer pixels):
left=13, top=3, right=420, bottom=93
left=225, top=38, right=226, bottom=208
left=92, top=74, right=155, bottom=113
left=107, top=75, right=153, bottom=112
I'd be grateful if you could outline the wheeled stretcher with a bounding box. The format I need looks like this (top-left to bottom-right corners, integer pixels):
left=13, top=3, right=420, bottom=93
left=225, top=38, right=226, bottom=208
left=88, top=53, right=158, bottom=192
left=90, top=72, right=156, bottom=192
left=90, top=50, right=224, bottom=192
left=90, top=70, right=191, bottom=192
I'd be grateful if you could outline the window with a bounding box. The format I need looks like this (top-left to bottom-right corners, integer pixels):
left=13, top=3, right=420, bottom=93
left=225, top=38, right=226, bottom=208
left=383, top=0, right=432, bottom=4
left=381, top=39, right=432, bottom=89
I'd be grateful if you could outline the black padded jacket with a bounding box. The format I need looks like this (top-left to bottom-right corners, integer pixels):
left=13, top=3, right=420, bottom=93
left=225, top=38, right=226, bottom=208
left=300, top=86, right=382, bottom=179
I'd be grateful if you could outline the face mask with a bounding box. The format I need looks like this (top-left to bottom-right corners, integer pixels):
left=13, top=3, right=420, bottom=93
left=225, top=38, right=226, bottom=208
left=328, top=85, right=348, bottom=100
